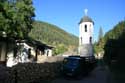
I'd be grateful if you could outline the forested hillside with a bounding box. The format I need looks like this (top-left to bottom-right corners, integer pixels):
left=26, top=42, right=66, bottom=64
left=94, top=20, right=125, bottom=81
left=103, top=20, right=125, bottom=64
left=29, top=21, right=78, bottom=55
left=95, top=20, right=125, bottom=69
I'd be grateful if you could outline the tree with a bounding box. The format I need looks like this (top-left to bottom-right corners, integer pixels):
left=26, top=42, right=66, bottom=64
left=0, top=0, right=8, bottom=33
left=0, top=0, right=35, bottom=38
left=94, top=27, right=104, bottom=54
left=104, top=20, right=125, bottom=66
left=14, top=0, right=35, bottom=38
left=98, top=27, right=103, bottom=42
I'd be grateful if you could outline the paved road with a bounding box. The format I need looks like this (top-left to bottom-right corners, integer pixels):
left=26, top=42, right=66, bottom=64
left=52, top=66, right=112, bottom=83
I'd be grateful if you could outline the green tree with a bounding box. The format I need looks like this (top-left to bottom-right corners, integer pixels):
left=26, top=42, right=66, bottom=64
left=98, top=27, right=103, bottom=41
left=0, top=0, right=35, bottom=38
left=104, top=20, right=125, bottom=65
left=94, top=27, right=104, bottom=54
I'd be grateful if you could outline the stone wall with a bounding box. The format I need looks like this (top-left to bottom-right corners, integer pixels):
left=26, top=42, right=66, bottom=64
left=0, top=56, right=64, bottom=83
left=7, top=61, right=63, bottom=83
left=37, top=56, right=64, bottom=63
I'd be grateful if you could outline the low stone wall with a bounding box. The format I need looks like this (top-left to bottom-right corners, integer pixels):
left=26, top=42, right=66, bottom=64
left=6, top=61, right=63, bottom=83
left=0, top=56, right=64, bottom=83
left=37, top=56, right=64, bottom=63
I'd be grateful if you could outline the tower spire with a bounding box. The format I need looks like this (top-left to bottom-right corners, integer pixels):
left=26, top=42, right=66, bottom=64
left=84, top=9, right=88, bottom=16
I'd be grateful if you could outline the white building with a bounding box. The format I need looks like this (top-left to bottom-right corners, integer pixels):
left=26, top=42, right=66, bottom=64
left=0, top=37, right=53, bottom=67
left=79, top=9, right=94, bottom=57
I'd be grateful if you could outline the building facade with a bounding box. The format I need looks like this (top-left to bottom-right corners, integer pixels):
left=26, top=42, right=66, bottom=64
left=0, top=37, right=53, bottom=67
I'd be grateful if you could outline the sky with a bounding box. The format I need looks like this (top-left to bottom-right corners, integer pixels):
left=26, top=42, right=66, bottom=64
left=33, top=0, right=125, bottom=41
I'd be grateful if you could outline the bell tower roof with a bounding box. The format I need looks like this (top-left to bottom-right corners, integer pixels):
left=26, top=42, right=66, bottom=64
left=79, top=9, right=94, bottom=24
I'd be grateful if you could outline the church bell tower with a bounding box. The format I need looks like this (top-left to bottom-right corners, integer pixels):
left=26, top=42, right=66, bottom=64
left=79, top=9, right=94, bottom=57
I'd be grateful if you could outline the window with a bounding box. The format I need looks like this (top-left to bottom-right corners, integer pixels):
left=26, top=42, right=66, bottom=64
left=85, top=25, right=87, bottom=32
left=90, top=37, right=92, bottom=43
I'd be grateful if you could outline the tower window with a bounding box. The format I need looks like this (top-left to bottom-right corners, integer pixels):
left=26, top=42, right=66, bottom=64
left=90, top=37, right=92, bottom=43
left=85, top=25, right=87, bottom=32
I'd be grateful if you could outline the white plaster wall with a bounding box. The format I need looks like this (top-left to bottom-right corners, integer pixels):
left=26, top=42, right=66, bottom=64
left=44, top=49, right=52, bottom=56
left=48, top=49, right=52, bottom=57
left=79, top=22, right=93, bottom=45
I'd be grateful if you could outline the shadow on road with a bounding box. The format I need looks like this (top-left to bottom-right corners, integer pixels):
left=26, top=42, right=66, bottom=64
left=52, top=61, right=111, bottom=83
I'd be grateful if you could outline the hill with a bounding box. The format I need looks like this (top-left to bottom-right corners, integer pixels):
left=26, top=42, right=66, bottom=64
left=95, top=20, right=125, bottom=66
left=103, top=20, right=125, bottom=62
left=29, top=21, right=78, bottom=55
left=94, top=20, right=125, bottom=54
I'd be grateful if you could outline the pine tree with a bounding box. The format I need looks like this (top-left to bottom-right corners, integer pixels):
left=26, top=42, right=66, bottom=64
left=98, top=27, right=103, bottom=42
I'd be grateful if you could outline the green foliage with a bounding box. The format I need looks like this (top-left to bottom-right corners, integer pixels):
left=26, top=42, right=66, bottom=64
left=94, top=27, right=104, bottom=54
left=94, top=21, right=125, bottom=55
left=103, top=20, right=125, bottom=66
left=94, top=39, right=104, bottom=54
left=94, top=20, right=125, bottom=67
left=0, top=0, right=35, bottom=38
left=98, top=27, right=104, bottom=41
left=53, top=44, right=68, bottom=55
left=94, top=42, right=100, bottom=53
left=104, top=21, right=125, bottom=41
left=29, top=21, right=78, bottom=55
